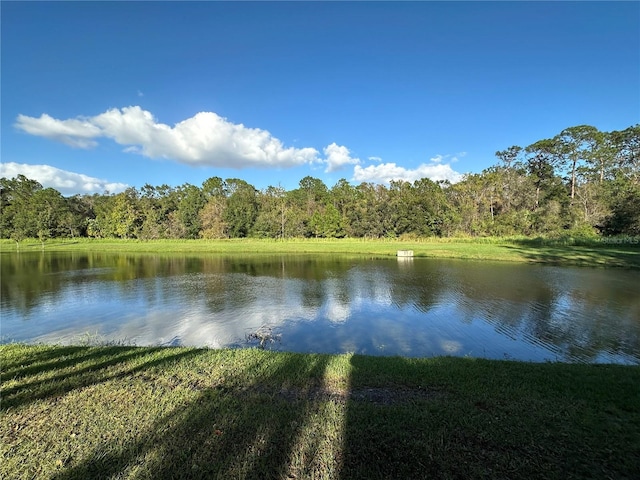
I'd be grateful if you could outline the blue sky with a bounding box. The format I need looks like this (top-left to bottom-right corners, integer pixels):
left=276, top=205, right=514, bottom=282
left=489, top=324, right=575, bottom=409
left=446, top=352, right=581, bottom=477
left=2, top=1, right=639, bottom=195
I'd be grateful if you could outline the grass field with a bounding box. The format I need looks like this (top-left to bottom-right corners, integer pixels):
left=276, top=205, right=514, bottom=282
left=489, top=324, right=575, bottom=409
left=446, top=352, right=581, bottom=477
left=2, top=236, right=639, bottom=268
left=1, top=344, right=639, bottom=479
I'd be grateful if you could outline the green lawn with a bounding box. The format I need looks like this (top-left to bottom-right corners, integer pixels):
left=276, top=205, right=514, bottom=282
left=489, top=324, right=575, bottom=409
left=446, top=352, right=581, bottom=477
left=2, top=344, right=639, bottom=479
left=2, top=237, right=639, bottom=268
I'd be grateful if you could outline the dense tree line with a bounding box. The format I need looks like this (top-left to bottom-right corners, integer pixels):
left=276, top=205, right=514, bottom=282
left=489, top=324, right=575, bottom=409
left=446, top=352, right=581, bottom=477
left=2, top=124, right=639, bottom=243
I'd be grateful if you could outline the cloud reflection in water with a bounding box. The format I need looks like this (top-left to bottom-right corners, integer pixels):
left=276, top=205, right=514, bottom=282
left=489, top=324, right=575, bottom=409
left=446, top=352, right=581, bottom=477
left=2, top=253, right=639, bottom=364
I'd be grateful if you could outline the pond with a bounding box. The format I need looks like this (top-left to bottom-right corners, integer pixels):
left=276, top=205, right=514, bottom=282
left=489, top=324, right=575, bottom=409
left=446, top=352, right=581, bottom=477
left=1, top=252, right=639, bottom=364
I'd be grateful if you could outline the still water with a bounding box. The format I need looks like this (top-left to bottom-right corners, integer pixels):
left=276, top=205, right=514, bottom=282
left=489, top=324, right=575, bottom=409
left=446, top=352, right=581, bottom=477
left=1, top=252, right=639, bottom=364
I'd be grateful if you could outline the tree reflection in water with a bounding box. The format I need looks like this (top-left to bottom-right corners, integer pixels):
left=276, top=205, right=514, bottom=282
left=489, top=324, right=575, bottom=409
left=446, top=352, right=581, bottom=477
left=1, top=252, right=638, bottom=364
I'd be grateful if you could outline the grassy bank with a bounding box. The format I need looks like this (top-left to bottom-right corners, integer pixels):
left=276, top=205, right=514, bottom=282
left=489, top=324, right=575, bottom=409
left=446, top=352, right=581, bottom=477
left=2, top=237, right=639, bottom=268
left=1, top=344, right=639, bottom=479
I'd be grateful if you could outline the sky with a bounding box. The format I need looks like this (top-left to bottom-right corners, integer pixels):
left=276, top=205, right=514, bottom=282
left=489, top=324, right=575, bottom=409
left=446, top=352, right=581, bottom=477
left=1, top=1, right=639, bottom=196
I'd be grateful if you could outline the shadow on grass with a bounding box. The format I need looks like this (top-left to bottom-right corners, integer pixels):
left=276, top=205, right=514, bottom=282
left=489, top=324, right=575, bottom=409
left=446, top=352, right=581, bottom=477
left=1, top=346, right=201, bottom=411
left=1, top=345, right=85, bottom=373
left=341, top=355, right=459, bottom=479
left=5, top=347, right=639, bottom=479
left=52, top=352, right=336, bottom=480
left=341, top=355, right=640, bottom=480
left=504, top=241, right=640, bottom=268
left=1, top=345, right=152, bottom=380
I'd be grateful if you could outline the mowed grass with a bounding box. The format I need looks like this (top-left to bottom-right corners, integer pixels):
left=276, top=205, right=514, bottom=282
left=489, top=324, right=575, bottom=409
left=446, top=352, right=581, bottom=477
left=2, top=237, right=639, bottom=268
left=2, top=344, right=639, bottom=479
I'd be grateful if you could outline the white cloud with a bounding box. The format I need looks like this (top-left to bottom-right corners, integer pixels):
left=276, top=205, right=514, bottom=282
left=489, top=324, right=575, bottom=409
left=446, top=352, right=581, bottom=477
left=429, top=152, right=465, bottom=164
left=353, top=162, right=463, bottom=184
left=323, top=143, right=361, bottom=172
left=15, top=106, right=321, bottom=169
left=0, top=162, right=128, bottom=195
left=15, top=113, right=102, bottom=149
left=13, top=107, right=464, bottom=184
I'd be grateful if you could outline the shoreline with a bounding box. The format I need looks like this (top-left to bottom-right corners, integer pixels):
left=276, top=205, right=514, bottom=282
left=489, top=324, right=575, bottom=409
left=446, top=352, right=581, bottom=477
left=2, top=237, right=639, bottom=268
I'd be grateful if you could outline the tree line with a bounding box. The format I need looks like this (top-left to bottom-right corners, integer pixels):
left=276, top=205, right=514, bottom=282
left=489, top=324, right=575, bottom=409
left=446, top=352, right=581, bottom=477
left=2, top=124, right=638, bottom=244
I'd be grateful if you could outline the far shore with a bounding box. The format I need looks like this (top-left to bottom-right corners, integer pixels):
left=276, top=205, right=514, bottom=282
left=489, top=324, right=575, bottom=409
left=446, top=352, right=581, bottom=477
left=2, top=236, right=639, bottom=268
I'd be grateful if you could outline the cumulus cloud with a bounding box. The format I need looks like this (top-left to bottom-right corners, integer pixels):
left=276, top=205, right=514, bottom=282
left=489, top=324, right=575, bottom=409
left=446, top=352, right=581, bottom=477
left=13, top=107, right=465, bottom=185
left=15, top=106, right=321, bottom=169
left=0, top=162, right=128, bottom=195
left=323, top=143, right=361, bottom=172
left=353, top=162, right=463, bottom=184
